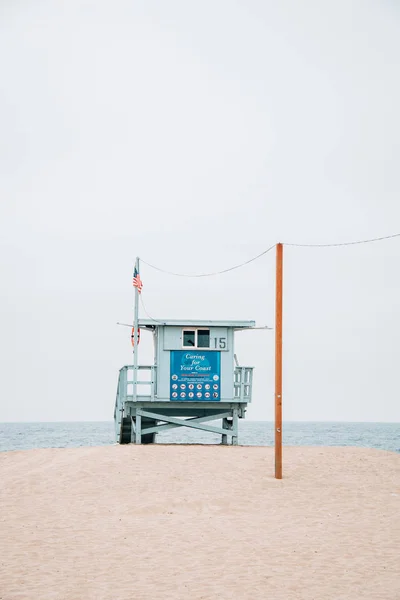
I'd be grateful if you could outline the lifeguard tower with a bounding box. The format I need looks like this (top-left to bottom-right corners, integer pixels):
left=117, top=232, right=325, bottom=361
left=113, top=259, right=258, bottom=445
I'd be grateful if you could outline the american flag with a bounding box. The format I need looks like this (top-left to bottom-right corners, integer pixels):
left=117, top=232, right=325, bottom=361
left=132, top=267, right=143, bottom=293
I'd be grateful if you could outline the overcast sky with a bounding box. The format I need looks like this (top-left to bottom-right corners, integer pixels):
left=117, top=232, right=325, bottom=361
left=1, top=0, right=399, bottom=423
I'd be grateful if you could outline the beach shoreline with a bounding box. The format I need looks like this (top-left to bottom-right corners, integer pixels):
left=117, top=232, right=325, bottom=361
left=1, top=445, right=399, bottom=599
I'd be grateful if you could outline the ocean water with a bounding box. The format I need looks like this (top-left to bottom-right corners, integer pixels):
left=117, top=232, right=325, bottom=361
left=0, top=421, right=398, bottom=453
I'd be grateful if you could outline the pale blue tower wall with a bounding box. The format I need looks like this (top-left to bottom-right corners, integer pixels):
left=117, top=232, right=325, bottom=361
left=155, top=326, right=235, bottom=401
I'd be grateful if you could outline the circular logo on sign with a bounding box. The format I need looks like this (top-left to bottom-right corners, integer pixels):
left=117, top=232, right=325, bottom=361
left=188, top=384, right=194, bottom=390
left=188, top=392, right=194, bottom=398
left=205, top=384, right=210, bottom=390
left=196, top=392, right=202, bottom=398
left=180, top=384, right=186, bottom=390
left=172, top=384, right=178, bottom=390
left=197, top=384, right=202, bottom=390
left=213, top=392, right=218, bottom=398
left=180, top=392, right=186, bottom=398
left=172, top=375, right=178, bottom=381
left=213, top=384, right=219, bottom=390
left=204, top=392, right=210, bottom=398
left=172, top=392, right=178, bottom=398
left=213, top=375, right=219, bottom=381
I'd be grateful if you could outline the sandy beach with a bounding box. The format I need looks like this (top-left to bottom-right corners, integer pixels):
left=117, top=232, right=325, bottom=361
left=0, top=445, right=399, bottom=600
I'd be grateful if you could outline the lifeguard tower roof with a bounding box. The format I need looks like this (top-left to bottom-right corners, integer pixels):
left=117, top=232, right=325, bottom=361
left=139, top=319, right=256, bottom=329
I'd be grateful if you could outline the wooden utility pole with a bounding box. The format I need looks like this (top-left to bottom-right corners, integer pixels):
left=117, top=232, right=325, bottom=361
left=275, top=243, right=283, bottom=479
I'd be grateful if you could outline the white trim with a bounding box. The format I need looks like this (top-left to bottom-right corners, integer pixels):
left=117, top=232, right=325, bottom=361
left=139, top=319, right=256, bottom=328
left=182, top=328, right=196, bottom=349
left=182, top=328, right=210, bottom=349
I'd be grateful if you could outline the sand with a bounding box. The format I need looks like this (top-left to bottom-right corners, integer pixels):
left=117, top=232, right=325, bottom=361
left=0, top=445, right=399, bottom=600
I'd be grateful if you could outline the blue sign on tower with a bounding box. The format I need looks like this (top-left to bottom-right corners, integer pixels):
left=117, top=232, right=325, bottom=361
left=170, top=350, right=221, bottom=401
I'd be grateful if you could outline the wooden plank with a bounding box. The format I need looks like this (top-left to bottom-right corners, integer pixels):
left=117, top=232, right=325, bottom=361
left=125, top=400, right=247, bottom=409
left=221, top=417, right=228, bottom=445
left=118, top=408, right=124, bottom=444
left=275, top=243, right=283, bottom=479
left=141, top=412, right=233, bottom=435
left=232, top=407, right=239, bottom=446
left=136, top=413, right=141, bottom=444
left=136, top=410, right=233, bottom=436
left=138, top=409, right=232, bottom=422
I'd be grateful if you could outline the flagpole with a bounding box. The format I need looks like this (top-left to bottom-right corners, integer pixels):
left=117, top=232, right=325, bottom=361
left=133, top=256, right=140, bottom=401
